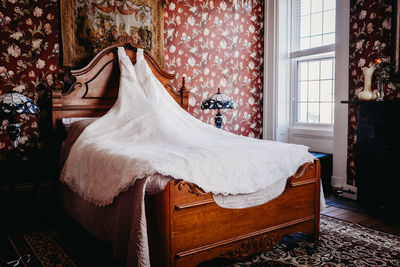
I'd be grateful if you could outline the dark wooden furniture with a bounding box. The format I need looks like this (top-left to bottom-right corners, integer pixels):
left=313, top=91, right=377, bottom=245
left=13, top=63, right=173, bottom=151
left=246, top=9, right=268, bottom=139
left=52, top=43, right=321, bottom=266
left=342, top=101, right=400, bottom=217
left=0, top=156, right=58, bottom=234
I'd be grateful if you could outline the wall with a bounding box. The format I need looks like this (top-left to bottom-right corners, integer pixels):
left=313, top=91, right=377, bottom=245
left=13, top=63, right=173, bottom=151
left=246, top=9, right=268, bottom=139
left=0, top=0, right=264, bottom=159
left=164, top=0, right=264, bottom=138
left=0, top=0, right=60, bottom=159
left=347, top=0, right=400, bottom=186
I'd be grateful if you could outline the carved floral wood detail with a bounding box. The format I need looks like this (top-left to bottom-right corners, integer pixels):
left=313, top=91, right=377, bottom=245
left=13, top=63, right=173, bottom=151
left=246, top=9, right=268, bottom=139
left=175, top=180, right=208, bottom=196
left=220, top=234, right=279, bottom=259
left=291, top=162, right=314, bottom=180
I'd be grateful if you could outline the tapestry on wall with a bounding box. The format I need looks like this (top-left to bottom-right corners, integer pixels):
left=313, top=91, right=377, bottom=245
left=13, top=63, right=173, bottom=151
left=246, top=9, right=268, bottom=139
left=60, top=0, right=164, bottom=67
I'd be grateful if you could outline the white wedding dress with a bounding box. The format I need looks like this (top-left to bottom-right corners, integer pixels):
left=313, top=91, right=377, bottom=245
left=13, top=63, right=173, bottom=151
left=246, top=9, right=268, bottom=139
left=61, top=47, right=314, bottom=207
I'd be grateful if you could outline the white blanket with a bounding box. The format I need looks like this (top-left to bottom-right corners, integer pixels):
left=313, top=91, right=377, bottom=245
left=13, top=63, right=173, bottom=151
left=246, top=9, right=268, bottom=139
left=61, top=48, right=314, bottom=207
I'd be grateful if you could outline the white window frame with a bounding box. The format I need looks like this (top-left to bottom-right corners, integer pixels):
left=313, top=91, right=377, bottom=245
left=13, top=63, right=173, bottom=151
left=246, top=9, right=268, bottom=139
left=289, top=0, right=335, bottom=129
left=263, top=0, right=349, bottom=189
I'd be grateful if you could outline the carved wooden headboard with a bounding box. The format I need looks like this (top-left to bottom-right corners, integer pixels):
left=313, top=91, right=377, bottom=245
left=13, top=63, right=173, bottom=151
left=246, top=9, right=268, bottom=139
left=52, top=43, right=188, bottom=131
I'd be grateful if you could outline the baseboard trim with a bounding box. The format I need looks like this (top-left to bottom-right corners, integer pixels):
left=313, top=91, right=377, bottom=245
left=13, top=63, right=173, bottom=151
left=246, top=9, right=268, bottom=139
left=342, top=184, right=357, bottom=200
left=331, top=175, right=345, bottom=188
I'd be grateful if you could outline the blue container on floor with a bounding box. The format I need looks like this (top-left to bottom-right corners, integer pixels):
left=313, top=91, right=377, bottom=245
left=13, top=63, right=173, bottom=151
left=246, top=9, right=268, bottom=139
left=310, top=152, right=333, bottom=193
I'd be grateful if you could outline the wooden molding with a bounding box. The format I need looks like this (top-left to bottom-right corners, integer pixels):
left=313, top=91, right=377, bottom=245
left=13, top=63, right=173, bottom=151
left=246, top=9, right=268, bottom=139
left=291, top=179, right=316, bottom=187
left=174, top=199, right=214, bottom=210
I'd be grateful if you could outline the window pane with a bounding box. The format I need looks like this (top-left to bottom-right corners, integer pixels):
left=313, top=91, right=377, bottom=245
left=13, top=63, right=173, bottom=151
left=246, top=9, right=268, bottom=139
left=294, top=0, right=335, bottom=54
left=308, top=81, right=319, bottom=102
left=311, top=0, right=323, bottom=13
left=307, top=103, right=319, bottom=123
left=323, top=10, right=335, bottom=33
left=296, top=58, right=334, bottom=125
left=300, top=37, right=310, bottom=50
left=320, top=59, right=333, bottom=79
left=309, top=61, right=320, bottom=80
left=310, top=13, right=322, bottom=35
left=322, top=33, right=335, bottom=45
left=298, top=103, right=308, bottom=122
left=299, top=81, right=308, bottom=101
left=320, top=103, right=333, bottom=123
left=300, top=15, right=311, bottom=37
left=324, top=0, right=335, bottom=10
left=310, top=35, right=322, bottom=48
left=293, top=0, right=336, bottom=125
left=320, top=80, right=333, bottom=101
left=298, top=61, right=308, bottom=81
left=301, top=0, right=311, bottom=16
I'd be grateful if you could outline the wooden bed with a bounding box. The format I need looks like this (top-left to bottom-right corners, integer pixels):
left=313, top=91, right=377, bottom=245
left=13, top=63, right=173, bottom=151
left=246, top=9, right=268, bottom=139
left=52, top=42, right=321, bottom=267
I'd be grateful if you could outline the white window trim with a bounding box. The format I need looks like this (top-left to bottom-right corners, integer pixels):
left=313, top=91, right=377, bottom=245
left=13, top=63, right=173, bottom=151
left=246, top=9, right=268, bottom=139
left=262, top=0, right=277, bottom=140
left=290, top=44, right=335, bottom=59
left=332, top=0, right=349, bottom=190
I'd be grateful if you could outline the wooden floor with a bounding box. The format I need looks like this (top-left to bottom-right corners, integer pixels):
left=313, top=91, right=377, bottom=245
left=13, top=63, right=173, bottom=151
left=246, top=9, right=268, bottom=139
left=321, top=201, right=400, bottom=236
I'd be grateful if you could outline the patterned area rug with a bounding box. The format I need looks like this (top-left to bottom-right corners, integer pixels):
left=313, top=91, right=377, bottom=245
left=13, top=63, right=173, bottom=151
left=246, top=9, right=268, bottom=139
left=8, top=215, right=400, bottom=267
left=8, top=226, right=112, bottom=267
left=229, top=215, right=400, bottom=267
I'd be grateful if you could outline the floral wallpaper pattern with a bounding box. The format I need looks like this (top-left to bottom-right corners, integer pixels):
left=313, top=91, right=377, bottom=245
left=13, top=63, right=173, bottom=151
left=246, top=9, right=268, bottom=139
left=0, top=0, right=264, bottom=159
left=0, top=0, right=61, bottom=159
left=164, top=0, right=264, bottom=138
left=348, top=0, right=400, bottom=185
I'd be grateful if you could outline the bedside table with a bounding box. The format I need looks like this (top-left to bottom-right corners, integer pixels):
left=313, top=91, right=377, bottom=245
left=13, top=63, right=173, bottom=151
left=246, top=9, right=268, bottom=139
left=0, top=155, right=59, bottom=234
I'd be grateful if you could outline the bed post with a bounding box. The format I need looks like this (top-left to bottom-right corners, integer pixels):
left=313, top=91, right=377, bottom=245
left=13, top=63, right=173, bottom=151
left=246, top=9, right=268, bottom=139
left=51, top=89, right=62, bottom=131
left=179, top=77, right=189, bottom=111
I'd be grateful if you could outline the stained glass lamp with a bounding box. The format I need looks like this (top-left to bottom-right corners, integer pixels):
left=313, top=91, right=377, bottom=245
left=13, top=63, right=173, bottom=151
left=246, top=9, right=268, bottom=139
left=0, top=92, right=40, bottom=148
left=201, top=88, right=237, bottom=128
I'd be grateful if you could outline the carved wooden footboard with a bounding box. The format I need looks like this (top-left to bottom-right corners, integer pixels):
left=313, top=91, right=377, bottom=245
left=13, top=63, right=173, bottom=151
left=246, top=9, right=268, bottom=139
left=146, top=160, right=320, bottom=267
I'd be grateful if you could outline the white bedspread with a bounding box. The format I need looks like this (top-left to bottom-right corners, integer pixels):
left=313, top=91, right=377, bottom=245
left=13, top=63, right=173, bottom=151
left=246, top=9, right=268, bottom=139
left=60, top=48, right=314, bottom=207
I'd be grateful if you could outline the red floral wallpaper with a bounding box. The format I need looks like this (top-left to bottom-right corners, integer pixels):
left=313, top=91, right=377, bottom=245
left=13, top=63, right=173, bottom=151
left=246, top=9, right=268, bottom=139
left=0, top=0, right=61, bottom=159
left=348, top=0, right=400, bottom=185
left=0, top=0, right=264, bottom=158
left=164, top=0, right=264, bottom=138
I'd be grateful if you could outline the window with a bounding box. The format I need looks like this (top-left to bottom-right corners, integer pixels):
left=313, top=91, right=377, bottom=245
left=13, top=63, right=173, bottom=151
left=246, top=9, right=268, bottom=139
left=291, top=0, right=336, bottom=125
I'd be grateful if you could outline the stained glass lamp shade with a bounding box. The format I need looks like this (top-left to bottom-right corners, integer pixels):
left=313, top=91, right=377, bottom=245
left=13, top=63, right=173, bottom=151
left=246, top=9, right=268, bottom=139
left=0, top=92, right=40, bottom=148
left=201, top=88, right=237, bottom=128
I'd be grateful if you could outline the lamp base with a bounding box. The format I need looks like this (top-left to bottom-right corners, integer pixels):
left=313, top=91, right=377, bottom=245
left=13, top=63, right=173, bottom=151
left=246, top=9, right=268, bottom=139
left=214, top=110, right=223, bottom=129
left=6, top=117, right=21, bottom=148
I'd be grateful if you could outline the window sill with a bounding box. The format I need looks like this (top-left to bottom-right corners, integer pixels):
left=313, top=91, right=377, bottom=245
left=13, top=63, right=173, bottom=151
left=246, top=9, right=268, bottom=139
left=289, top=125, right=334, bottom=139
